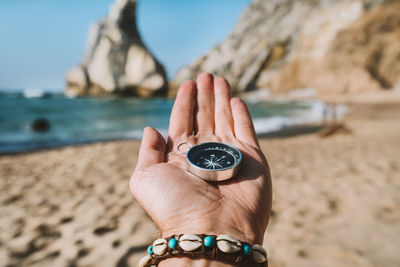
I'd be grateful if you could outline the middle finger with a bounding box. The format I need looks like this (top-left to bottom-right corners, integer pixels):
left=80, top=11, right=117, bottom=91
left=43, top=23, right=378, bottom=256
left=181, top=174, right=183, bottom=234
left=195, top=73, right=215, bottom=135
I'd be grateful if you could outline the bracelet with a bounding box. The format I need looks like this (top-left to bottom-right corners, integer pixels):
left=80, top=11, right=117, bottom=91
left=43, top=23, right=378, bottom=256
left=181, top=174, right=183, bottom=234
left=139, top=234, right=268, bottom=267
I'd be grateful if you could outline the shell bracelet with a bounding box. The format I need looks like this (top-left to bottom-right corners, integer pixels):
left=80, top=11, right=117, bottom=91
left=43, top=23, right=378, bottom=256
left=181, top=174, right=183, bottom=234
left=139, top=234, right=268, bottom=266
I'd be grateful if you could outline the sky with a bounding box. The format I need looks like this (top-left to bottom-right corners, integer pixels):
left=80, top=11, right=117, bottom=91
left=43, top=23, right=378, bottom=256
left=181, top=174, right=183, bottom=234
left=0, top=0, right=250, bottom=91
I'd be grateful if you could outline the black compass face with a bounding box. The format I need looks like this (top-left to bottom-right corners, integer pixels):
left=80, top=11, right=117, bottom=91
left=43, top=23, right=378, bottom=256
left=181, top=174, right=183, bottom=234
left=187, top=142, right=242, bottom=171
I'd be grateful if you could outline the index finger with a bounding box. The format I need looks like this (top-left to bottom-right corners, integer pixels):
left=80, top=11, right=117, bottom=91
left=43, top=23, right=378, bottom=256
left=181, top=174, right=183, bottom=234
left=231, top=97, right=259, bottom=148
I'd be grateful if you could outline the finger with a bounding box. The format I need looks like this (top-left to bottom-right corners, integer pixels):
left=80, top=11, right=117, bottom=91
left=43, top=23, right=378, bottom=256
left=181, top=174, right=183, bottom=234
left=214, top=77, right=234, bottom=136
left=231, top=97, right=259, bottom=148
left=195, top=73, right=214, bottom=134
left=135, top=127, right=166, bottom=171
left=168, top=81, right=196, bottom=137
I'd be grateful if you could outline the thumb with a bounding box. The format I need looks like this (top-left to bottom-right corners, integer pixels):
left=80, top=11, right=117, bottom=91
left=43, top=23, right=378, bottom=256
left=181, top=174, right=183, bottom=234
left=135, top=127, right=166, bottom=172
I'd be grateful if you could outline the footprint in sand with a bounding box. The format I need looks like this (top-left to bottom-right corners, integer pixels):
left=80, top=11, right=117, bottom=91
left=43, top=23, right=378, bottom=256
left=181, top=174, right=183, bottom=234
left=9, top=224, right=61, bottom=259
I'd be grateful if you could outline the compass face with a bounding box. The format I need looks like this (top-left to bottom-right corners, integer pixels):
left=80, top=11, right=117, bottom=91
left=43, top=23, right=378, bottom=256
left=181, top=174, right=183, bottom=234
left=187, top=142, right=242, bottom=171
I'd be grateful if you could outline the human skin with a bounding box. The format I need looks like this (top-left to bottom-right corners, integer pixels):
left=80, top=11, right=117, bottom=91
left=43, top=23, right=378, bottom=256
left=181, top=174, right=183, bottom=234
left=130, top=73, right=272, bottom=266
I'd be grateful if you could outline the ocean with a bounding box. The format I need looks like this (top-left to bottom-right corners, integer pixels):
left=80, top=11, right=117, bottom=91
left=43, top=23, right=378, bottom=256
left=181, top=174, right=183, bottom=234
left=0, top=91, right=332, bottom=154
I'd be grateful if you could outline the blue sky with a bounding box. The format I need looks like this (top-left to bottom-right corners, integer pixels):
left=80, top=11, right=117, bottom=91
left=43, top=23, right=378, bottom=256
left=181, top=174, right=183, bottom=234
left=0, top=0, right=250, bottom=91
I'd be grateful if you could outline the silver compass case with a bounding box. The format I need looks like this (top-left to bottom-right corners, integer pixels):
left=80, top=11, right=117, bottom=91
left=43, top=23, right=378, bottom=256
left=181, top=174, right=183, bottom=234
left=185, top=142, right=242, bottom=181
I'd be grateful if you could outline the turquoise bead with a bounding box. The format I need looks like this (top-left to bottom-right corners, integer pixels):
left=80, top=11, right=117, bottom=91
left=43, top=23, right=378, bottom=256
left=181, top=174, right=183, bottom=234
left=243, top=244, right=251, bottom=256
left=168, top=238, right=177, bottom=249
left=147, top=245, right=154, bottom=255
left=204, top=236, right=215, bottom=248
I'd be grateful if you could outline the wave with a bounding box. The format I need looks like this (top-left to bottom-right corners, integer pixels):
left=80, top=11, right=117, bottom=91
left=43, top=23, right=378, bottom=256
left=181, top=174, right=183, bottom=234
left=0, top=95, right=347, bottom=154
left=253, top=101, right=348, bottom=135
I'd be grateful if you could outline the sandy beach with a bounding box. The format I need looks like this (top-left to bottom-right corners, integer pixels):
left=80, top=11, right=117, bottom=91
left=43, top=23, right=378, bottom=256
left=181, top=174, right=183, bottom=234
left=1, top=101, right=399, bottom=267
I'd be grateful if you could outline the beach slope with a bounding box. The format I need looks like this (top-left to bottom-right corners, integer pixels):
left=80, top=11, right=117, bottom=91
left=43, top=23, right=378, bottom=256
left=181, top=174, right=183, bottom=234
left=1, top=103, right=399, bottom=267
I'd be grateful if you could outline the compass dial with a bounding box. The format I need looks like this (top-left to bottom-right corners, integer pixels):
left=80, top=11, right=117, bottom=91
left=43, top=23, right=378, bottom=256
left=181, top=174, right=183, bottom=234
left=187, top=142, right=241, bottom=171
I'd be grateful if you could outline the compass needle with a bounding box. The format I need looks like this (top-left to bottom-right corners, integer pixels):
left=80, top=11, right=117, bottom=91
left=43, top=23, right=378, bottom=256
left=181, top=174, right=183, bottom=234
left=183, top=142, right=242, bottom=181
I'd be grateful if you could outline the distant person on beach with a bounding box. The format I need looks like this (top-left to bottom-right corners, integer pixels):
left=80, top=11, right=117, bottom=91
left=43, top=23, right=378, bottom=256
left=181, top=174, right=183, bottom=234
left=322, top=102, right=338, bottom=124
left=130, top=73, right=272, bottom=266
left=329, top=102, right=337, bottom=121
left=323, top=104, right=328, bottom=124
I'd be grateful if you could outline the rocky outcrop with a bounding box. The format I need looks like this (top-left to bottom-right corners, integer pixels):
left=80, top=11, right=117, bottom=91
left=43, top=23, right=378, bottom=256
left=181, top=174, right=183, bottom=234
left=170, top=0, right=400, bottom=96
left=66, top=0, right=167, bottom=97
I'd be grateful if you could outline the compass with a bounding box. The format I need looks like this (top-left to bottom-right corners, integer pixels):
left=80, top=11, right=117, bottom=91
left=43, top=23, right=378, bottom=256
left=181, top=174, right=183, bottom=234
left=178, top=142, right=242, bottom=181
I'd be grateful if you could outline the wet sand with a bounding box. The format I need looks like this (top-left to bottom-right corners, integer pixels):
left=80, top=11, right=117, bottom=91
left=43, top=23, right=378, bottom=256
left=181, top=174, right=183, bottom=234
left=1, top=102, right=399, bottom=267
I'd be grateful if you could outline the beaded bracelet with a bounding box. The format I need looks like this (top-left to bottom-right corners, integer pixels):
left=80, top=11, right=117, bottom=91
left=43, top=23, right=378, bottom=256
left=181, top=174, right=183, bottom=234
left=139, top=234, right=268, bottom=267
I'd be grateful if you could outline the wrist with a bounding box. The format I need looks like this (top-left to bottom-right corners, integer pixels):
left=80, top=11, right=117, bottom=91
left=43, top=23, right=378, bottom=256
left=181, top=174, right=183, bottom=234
left=160, top=216, right=265, bottom=245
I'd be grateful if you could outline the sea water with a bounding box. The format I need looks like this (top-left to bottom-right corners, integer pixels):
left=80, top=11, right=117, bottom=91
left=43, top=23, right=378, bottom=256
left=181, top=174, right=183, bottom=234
left=0, top=92, right=331, bottom=154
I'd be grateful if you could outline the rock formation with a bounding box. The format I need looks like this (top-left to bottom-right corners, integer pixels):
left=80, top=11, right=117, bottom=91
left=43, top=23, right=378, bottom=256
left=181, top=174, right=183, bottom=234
left=171, top=0, right=400, bottom=96
left=66, top=0, right=167, bottom=97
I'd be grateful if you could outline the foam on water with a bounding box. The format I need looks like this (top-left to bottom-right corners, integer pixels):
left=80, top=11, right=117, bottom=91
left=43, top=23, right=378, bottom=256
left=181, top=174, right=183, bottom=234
left=253, top=116, right=291, bottom=133
left=253, top=101, right=347, bottom=134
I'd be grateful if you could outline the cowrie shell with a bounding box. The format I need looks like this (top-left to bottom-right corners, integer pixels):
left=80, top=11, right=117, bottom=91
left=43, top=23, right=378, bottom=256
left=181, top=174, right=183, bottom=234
left=178, top=234, right=202, bottom=251
left=216, top=234, right=241, bottom=253
left=138, top=255, right=152, bottom=267
left=152, top=238, right=167, bottom=255
left=252, top=244, right=267, bottom=263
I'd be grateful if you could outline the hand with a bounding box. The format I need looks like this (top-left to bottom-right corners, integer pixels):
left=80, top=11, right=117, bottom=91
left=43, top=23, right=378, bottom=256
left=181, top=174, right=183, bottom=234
left=130, top=73, right=272, bottom=245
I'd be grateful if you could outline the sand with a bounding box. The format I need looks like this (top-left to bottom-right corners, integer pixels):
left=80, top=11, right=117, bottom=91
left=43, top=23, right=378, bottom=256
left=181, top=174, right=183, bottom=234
left=1, top=102, right=399, bottom=267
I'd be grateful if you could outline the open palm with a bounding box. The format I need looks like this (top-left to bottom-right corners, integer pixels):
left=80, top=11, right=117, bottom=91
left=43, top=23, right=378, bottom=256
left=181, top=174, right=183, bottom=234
left=130, top=73, right=272, bottom=244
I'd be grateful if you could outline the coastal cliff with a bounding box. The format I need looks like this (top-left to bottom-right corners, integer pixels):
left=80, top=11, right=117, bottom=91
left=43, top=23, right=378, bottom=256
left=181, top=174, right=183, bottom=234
left=171, top=0, right=400, bottom=96
left=66, top=0, right=167, bottom=97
